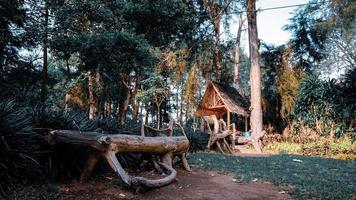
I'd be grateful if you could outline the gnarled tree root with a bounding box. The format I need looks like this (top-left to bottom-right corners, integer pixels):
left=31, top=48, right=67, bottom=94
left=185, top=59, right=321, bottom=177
left=48, top=130, right=190, bottom=188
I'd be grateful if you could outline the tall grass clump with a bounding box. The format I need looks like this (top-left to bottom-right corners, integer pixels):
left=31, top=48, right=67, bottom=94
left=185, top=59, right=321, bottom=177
left=0, top=101, right=41, bottom=193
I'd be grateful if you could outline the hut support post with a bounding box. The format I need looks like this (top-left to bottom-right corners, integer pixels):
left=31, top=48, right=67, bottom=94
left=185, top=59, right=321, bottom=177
left=244, top=115, right=248, bottom=132
left=227, top=111, right=230, bottom=129
left=232, top=123, right=236, bottom=150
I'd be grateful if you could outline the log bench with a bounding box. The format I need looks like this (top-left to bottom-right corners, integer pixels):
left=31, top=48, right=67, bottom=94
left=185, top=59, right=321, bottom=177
left=48, top=129, right=191, bottom=188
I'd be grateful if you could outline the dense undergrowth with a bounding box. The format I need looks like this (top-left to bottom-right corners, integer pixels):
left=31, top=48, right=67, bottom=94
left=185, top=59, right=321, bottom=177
left=0, top=100, right=201, bottom=196
left=0, top=100, right=145, bottom=195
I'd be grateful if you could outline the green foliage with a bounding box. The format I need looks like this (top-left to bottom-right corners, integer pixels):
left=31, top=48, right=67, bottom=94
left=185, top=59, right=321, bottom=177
left=120, top=0, right=199, bottom=46
left=0, top=0, right=26, bottom=66
left=277, top=66, right=302, bottom=120
left=139, top=73, right=169, bottom=105
left=260, top=45, right=303, bottom=133
left=190, top=152, right=356, bottom=199
left=260, top=44, right=285, bottom=131
left=186, top=130, right=209, bottom=152
left=0, top=101, right=41, bottom=193
left=286, top=0, right=355, bottom=71
left=184, top=64, right=201, bottom=116
left=0, top=99, right=145, bottom=194
left=293, top=75, right=353, bottom=137
left=184, top=119, right=209, bottom=151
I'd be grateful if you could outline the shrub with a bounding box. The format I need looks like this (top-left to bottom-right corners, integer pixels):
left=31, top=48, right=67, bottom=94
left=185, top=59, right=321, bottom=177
left=0, top=101, right=41, bottom=193
left=293, top=75, right=353, bottom=137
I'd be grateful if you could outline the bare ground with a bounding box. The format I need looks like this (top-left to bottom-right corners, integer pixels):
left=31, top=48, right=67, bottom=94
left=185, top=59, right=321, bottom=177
left=58, top=168, right=292, bottom=200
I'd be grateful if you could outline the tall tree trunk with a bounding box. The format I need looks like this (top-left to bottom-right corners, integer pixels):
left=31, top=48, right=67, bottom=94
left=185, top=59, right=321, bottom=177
left=179, top=79, right=183, bottom=123
left=88, top=74, right=95, bottom=119
left=95, top=70, right=103, bottom=118
left=176, top=86, right=179, bottom=122
left=104, top=98, right=111, bottom=118
left=40, top=1, right=49, bottom=104
left=247, top=0, right=263, bottom=152
left=144, top=103, right=148, bottom=125
left=118, top=74, right=131, bottom=125
left=131, top=73, right=140, bottom=121
left=122, top=92, right=131, bottom=125
left=234, top=14, right=245, bottom=90
left=157, top=104, right=161, bottom=129
left=119, top=88, right=131, bottom=126
left=212, top=5, right=222, bottom=81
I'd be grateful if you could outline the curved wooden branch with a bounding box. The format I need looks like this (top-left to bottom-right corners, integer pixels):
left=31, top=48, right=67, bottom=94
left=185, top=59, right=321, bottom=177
left=143, top=117, right=174, bottom=136
left=210, top=129, right=232, bottom=145
left=223, top=138, right=234, bottom=154
left=105, top=150, right=176, bottom=187
left=144, top=125, right=170, bottom=132
left=105, top=151, right=131, bottom=185
left=130, top=161, right=177, bottom=187
left=180, top=153, right=191, bottom=171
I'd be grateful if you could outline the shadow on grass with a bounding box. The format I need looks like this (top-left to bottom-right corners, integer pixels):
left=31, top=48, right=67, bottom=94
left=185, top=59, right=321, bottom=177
left=189, top=152, right=356, bottom=200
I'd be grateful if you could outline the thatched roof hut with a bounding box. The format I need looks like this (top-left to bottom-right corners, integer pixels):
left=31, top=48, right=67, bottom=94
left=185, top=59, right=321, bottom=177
left=195, top=81, right=249, bottom=128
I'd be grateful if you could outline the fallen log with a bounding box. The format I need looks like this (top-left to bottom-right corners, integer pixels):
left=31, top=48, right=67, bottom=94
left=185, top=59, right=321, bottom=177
left=48, top=130, right=190, bottom=188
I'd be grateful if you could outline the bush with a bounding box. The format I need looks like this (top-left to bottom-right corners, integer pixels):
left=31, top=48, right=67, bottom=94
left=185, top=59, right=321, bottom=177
left=0, top=101, right=41, bottom=193
left=0, top=102, right=144, bottom=194
left=293, top=75, right=354, bottom=137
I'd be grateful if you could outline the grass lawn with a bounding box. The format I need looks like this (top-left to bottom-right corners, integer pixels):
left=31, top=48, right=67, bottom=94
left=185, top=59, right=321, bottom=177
left=189, top=152, right=356, bottom=200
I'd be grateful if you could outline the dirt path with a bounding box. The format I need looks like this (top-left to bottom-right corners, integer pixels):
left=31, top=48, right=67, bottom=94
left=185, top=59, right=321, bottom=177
left=59, top=168, right=292, bottom=200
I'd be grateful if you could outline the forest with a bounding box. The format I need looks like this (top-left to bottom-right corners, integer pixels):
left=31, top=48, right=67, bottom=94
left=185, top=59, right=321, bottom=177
left=0, top=0, right=355, bottom=199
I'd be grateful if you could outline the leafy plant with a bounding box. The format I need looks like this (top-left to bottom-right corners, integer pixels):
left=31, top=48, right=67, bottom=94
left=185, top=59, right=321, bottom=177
left=293, top=75, right=352, bottom=137
left=0, top=101, right=41, bottom=193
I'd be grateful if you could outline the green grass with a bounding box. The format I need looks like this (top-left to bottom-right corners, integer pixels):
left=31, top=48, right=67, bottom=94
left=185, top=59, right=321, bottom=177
left=266, top=137, right=356, bottom=160
left=189, top=152, right=356, bottom=200
left=266, top=142, right=302, bottom=154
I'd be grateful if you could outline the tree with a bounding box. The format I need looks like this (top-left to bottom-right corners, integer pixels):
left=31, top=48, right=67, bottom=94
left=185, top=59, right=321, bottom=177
left=285, top=0, right=355, bottom=73
left=203, top=0, right=239, bottom=81
left=0, top=0, right=26, bottom=67
left=233, top=14, right=246, bottom=90
left=247, top=0, right=263, bottom=152
left=139, top=73, right=170, bottom=129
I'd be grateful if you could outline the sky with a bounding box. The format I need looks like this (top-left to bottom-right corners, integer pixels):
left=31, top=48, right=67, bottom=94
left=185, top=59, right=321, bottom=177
left=256, top=0, right=309, bottom=45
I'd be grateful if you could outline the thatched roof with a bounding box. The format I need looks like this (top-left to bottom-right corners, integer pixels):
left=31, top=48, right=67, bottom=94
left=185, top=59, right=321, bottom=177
left=195, top=81, right=249, bottom=117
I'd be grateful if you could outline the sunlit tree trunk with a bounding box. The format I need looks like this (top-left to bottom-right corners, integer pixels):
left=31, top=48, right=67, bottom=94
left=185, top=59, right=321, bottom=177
left=132, top=73, right=140, bottom=121
left=88, top=74, right=95, bottom=119
left=120, top=91, right=131, bottom=125
left=144, top=103, right=149, bottom=124
left=212, top=9, right=222, bottom=81
left=247, top=0, right=264, bottom=152
left=157, top=104, right=161, bottom=129
left=95, top=70, right=103, bottom=118
left=118, top=73, right=131, bottom=125
left=179, top=80, right=183, bottom=123
left=234, top=14, right=245, bottom=90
